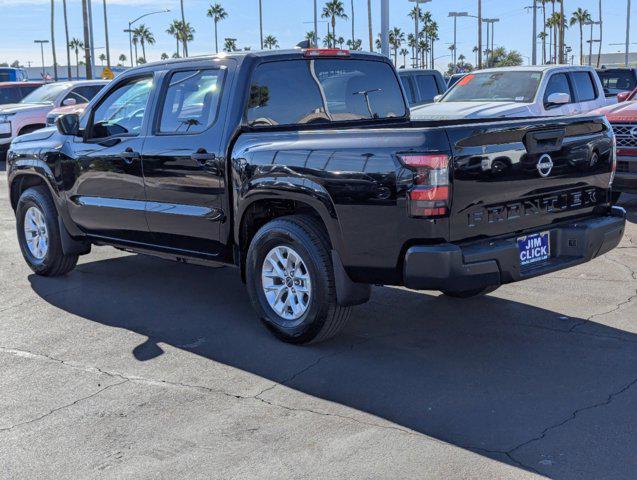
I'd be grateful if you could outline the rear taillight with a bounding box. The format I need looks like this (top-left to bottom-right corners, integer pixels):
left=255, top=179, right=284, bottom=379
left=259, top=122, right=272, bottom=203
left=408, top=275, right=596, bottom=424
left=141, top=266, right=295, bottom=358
left=304, top=49, right=350, bottom=57
left=400, top=154, right=450, bottom=218
left=610, top=134, right=617, bottom=186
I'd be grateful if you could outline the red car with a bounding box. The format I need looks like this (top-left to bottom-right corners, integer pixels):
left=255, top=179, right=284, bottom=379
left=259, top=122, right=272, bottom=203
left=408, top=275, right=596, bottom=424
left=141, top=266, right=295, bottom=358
left=593, top=88, right=637, bottom=202
left=0, top=81, right=44, bottom=105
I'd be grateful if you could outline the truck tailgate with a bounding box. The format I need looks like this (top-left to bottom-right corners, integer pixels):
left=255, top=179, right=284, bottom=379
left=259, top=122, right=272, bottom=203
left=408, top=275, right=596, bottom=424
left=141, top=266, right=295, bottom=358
left=444, top=116, right=614, bottom=242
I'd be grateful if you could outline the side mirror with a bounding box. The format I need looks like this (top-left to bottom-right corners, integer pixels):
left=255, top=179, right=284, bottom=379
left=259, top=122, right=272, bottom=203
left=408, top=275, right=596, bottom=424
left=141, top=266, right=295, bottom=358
left=433, top=94, right=443, bottom=103
left=56, top=113, right=80, bottom=136
left=62, top=97, right=77, bottom=106
left=546, top=92, right=570, bottom=106
left=617, top=91, right=630, bottom=103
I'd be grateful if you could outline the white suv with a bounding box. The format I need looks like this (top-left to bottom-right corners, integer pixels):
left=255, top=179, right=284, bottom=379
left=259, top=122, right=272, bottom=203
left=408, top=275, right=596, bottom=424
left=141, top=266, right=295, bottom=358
left=0, top=80, right=108, bottom=157
left=411, top=65, right=612, bottom=120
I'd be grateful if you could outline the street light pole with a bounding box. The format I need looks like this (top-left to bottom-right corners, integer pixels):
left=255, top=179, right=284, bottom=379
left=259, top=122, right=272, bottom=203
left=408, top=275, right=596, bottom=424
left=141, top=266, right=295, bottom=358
left=478, top=0, right=482, bottom=69
left=449, top=12, right=469, bottom=72
left=126, top=9, right=170, bottom=68
left=532, top=0, right=537, bottom=65
left=626, top=0, right=632, bottom=67
left=409, top=0, right=432, bottom=69
left=87, top=0, right=95, bottom=78
left=34, top=40, right=49, bottom=79
left=260, top=0, right=265, bottom=49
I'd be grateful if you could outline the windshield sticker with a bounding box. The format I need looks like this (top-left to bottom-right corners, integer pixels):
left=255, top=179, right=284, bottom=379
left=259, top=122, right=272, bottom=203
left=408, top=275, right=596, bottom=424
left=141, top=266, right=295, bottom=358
left=458, top=74, right=475, bottom=86
left=515, top=96, right=525, bottom=102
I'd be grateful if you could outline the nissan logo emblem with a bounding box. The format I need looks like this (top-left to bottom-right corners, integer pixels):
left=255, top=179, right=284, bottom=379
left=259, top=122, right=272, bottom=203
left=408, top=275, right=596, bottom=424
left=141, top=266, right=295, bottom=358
left=536, top=154, right=554, bottom=177
left=630, top=127, right=637, bottom=139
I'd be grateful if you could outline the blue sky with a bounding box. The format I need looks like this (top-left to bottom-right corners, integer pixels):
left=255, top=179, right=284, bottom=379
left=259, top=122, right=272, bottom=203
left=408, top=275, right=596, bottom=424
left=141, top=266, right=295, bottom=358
left=0, top=0, right=634, bottom=69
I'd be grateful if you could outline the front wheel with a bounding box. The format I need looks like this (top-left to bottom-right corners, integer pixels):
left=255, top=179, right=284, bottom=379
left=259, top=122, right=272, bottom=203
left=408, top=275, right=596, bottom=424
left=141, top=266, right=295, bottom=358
left=16, top=186, right=78, bottom=276
left=246, top=215, right=351, bottom=344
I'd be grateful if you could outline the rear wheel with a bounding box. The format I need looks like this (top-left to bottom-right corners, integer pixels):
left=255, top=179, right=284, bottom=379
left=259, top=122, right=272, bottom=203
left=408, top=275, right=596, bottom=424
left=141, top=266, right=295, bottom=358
left=246, top=215, right=351, bottom=344
left=441, top=285, right=500, bottom=299
left=16, top=186, right=78, bottom=276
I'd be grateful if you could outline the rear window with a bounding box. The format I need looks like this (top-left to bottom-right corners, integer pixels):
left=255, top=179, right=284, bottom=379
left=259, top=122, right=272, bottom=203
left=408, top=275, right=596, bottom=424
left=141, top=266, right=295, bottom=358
left=0, top=86, right=20, bottom=104
left=247, top=59, right=406, bottom=127
left=414, top=74, right=440, bottom=102
left=598, top=70, right=636, bottom=94
left=571, top=72, right=597, bottom=101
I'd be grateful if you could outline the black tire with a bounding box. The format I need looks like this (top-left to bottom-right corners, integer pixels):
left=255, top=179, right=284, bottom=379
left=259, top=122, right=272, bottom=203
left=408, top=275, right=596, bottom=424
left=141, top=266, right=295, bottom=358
left=611, top=191, right=622, bottom=204
left=16, top=186, right=78, bottom=276
left=441, top=285, right=500, bottom=299
left=246, top=215, right=351, bottom=344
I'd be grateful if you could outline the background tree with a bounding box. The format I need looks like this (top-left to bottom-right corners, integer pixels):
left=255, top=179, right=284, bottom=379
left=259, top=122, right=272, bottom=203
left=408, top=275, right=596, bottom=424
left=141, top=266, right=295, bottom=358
left=207, top=4, right=228, bottom=54
left=305, top=31, right=318, bottom=47
left=570, top=8, right=591, bottom=66
left=322, top=0, right=348, bottom=47
left=223, top=38, right=237, bottom=52
left=264, top=35, right=278, bottom=50
left=166, top=21, right=181, bottom=58
left=490, top=47, right=524, bottom=67
left=179, top=0, right=188, bottom=56
left=324, top=32, right=336, bottom=48
left=99, top=53, right=107, bottom=65
left=68, top=38, right=84, bottom=80
left=134, top=24, right=155, bottom=63
left=161, top=52, right=169, bottom=60
left=399, top=48, right=409, bottom=68
left=389, top=27, right=404, bottom=66
left=346, top=38, right=362, bottom=50
left=118, top=53, right=126, bottom=66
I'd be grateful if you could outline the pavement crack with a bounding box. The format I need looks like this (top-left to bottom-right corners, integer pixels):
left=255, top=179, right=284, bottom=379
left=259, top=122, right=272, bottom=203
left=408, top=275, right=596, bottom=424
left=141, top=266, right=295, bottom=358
left=0, top=380, right=129, bottom=433
left=568, top=291, right=637, bottom=332
left=506, top=375, right=637, bottom=461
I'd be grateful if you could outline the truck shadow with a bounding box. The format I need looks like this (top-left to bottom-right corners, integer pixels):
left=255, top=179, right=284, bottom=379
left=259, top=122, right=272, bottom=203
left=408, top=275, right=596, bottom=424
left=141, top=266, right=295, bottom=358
left=619, top=193, right=637, bottom=224
left=27, top=251, right=637, bottom=479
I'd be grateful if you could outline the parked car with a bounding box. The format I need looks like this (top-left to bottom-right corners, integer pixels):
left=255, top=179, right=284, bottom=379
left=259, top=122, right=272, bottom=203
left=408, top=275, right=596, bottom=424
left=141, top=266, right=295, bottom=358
left=398, top=69, right=447, bottom=106
left=0, top=82, right=43, bottom=105
left=7, top=50, right=624, bottom=344
left=446, top=73, right=466, bottom=88
left=596, top=67, right=637, bottom=98
left=592, top=95, right=637, bottom=202
left=46, top=103, right=87, bottom=127
left=0, top=80, right=107, bottom=158
left=0, top=67, right=29, bottom=82
left=411, top=66, right=610, bottom=120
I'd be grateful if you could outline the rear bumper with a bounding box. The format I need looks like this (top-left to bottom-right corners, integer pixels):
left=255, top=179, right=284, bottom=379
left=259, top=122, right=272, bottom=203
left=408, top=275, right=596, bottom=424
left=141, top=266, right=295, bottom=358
left=403, top=207, right=626, bottom=292
left=614, top=155, right=637, bottom=194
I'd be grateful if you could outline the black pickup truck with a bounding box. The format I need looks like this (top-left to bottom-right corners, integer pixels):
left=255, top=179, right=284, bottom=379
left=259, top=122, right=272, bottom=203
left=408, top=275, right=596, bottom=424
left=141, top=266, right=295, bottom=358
left=7, top=49, right=626, bottom=343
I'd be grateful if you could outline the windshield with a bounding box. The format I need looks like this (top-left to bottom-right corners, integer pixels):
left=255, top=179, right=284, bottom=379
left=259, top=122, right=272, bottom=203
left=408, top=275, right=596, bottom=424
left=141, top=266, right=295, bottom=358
left=20, top=83, right=71, bottom=104
left=598, top=70, right=637, bottom=94
left=443, top=71, right=542, bottom=103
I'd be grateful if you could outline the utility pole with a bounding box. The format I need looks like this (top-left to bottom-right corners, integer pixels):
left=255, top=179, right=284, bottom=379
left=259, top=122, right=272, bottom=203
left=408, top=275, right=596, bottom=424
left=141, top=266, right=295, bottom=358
left=351, top=0, right=355, bottom=45
left=260, top=0, right=264, bottom=50
left=381, top=0, right=389, bottom=58
left=597, top=0, right=603, bottom=67
left=559, top=0, right=565, bottom=63
left=81, top=0, right=92, bottom=79
left=626, top=0, right=632, bottom=67
left=367, top=0, right=373, bottom=51
left=484, top=19, right=490, bottom=67
left=87, top=0, right=95, bottom=78
left=449, top=12, right=469, bottom=71
left=477, top=0, right=482, bottom=69
left=532, top=0, right=537, bottom=65
left=103, top=0, right=110, bottom=68
left=50, top=0, right=58, bottom=81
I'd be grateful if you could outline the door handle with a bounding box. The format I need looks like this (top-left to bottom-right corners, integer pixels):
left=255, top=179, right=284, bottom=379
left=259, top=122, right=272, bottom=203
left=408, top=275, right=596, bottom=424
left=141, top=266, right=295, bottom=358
left=191, top=149, right=216, bottom=164
left=120, top=147, right=140, bottom=163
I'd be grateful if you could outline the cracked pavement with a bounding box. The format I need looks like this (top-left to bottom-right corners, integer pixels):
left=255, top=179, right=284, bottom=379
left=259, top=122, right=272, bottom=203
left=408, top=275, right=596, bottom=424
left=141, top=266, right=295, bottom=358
left=1, top=163, right=636, bottom=479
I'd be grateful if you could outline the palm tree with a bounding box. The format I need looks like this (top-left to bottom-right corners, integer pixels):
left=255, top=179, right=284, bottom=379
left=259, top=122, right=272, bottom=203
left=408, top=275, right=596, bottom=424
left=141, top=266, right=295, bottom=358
left=399, top=48, right=409, bottom=68
left=161, top=52, right=169, bottom=60
left=134, top=24, right=155, bottom=63
left=408, top=6, right=422, bottom=68
left=419, top=39, right=428, bottom=68
left=426, top=21, right=439, bottom=69
left=207, top=4, right=228, bottom=54
left=179, top=21, right=195, bottom=52
left=367, top=0, right=373, bottom=51
left=179, top=0, right=188, bottom=56
left=540, top=0, right=549, bottom=63
left=346, top=38, right=362, bottom=50
left=322, top=0, right=348, bottom=47
left=389, top=27, right=404, bottom=66
left=305, top=31, right=318, bottom=47
left=407, top=33, right=417, bottom=68
left=131, top=30, right=139, bottom=66
left=99, top=53, right=106, bottom=65
left=570, top=8, right=591, bottom=66
left=223, top=37, right=237, bottom=52
left=264, top=35, right=278, bottom=50
left=336, top=36, right=346, bottom=49
left=166, top=21, right=181, bottom=58
left=68, top=38, right=83, bottom=80
left=472, top=45, right=479, bottom=65
left=50, top=0, right=58, bottom=81
left=118, top=53, right=126, bottom=66
left=62, top=0, right=72, bottom=80
left=324, top=32, right=336, bottom=48
left=547, top=11, right=567, bottom=63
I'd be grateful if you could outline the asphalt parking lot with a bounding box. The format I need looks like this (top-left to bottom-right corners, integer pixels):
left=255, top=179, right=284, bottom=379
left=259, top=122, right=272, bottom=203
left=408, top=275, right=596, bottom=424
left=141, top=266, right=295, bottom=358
left=0, top=161, right=636, bottom=480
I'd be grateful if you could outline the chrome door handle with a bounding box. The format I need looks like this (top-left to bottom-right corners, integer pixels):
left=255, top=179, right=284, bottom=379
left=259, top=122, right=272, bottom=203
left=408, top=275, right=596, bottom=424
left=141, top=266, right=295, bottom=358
left=120, top=147, right=140, bottom=163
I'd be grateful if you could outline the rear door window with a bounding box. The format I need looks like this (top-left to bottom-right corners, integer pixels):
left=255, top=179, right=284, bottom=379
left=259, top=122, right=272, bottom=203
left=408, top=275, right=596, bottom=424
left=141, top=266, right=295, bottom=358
left=414, top=74, right=440, bottom=103
left=399, top=76, right=416, bottom=105
left=597, top=70, right=636, bottom=93
left=247, top=58, right=406, bottom=127
left=158, top=69, right=225, bottom=134
left=19, top=85, right=41, bottom=98
left=570, top=72, right=597, bottom=102
left=64, top=85, right=105, bottom=105
left=544, top=73, right=573, bottom=104
left=0, top=87, right=20, bottom=104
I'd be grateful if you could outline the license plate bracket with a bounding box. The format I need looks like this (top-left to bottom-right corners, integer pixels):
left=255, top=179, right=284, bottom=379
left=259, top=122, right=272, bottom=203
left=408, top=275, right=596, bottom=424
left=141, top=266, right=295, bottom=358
left=517, top=231, right=551, bottom=269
